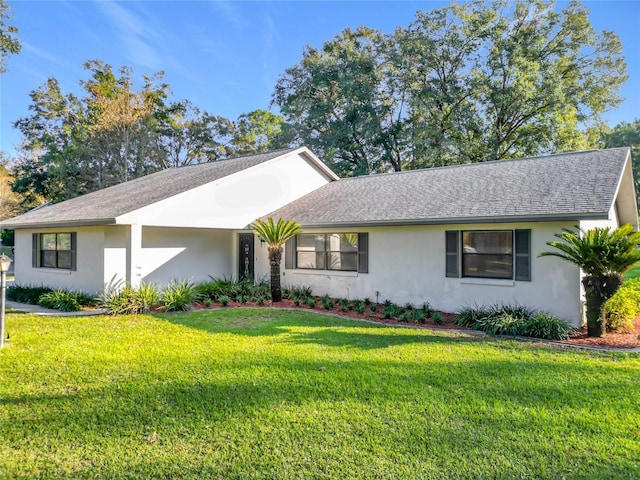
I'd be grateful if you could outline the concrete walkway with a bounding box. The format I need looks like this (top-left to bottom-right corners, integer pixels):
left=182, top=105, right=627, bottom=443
left=5, top=300, right=106, bottom=317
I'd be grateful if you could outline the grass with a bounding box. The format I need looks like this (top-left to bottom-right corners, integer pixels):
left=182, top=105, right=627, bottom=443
left=1, top=309, right=639, bottom=479
left=625, top=261, right=640, bottom=280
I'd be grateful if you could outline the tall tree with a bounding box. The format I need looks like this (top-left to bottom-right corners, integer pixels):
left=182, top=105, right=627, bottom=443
left=470, top=0, right=626, bottom=161
left=0, top=0, right=20, bottom=73
left=0, top=154, right=23, bottom=220
left=273, top=0, right=627, bottom=174
left=15, top=62, right=180, bottom=201
left=600, top=119, right=640, bottom=205
left=274, top=27, right=409, bottom=176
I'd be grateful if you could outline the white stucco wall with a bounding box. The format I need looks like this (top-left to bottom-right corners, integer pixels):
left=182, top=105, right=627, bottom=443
left=14, top=227, right=106, bottom=294
left=139, top=227, right=234, bottom=285
left=279, top=222, right=583, bottom=325
left=117, top=151, right=334, bottom=229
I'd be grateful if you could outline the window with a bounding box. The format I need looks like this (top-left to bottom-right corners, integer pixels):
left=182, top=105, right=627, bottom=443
left=285, top=233, right=368, bottom=273
left=445, top=229, right=530, bottom=281
left=33, top=232, right=76, bottom=270
left=462, top=231, right=513, bottom=279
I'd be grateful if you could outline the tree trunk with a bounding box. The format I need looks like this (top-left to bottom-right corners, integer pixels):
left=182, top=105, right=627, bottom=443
left=582, top=274, right=622, bottom=337
left=268, top=246, right=283, bottom=302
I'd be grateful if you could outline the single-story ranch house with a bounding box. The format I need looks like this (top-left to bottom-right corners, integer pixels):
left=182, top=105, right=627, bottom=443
left=1, top=146, right=637, bottom=326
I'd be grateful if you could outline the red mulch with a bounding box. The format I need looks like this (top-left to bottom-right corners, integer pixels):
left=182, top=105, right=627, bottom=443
left=564, top=317, right=640, bottom=349
left=191, top=298, right=639, bottom=350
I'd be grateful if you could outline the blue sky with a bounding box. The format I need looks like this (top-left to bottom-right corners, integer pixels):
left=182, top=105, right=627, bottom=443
left=1, top=0, right=639, bottom=155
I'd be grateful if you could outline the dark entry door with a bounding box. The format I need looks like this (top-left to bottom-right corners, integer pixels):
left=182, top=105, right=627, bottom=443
left=238, top=233, right=255, bottom=281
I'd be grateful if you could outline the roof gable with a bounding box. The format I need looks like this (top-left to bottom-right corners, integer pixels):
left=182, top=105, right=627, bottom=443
left=2, top=148, right=333, bottom=228
left=266, top=148, right=633, bottom=227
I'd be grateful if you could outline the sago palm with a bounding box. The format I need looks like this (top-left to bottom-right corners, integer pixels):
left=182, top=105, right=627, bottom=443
left=250, top=217, right=302, bottom=302
left=539, top=224, right=640, bottom=336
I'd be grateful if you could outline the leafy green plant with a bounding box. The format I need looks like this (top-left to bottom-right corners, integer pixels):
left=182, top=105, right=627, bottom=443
left=355, top=304, right=365, bottom=315
left=422, top=302, right=434, bottom=318
left=218, top=295, right=230, bottom=306
left=250, top=217, right=302, bottom=302
left=524, top=313, right=574, bottom=340
left=100, top=283, right=159, bottom=315
left=321, top=295, right=334, bottom=310
left=369, top=304, right=378, bottom=314
left=455, top=303, right=572, bottom=341
left=604, top=277, right=640, bottom=330
left=160, top=280, right=198, bottom=312
left=383, top=304, right=398, bottom=319
left=256, top=296, right=266, bottom=306
left=540, top=224, right=640, bottom=337
left=305, top=296, right=317, bottom=308
left=38, top=289, right=82, bottom=312
left=7, top=284, right=54, bottom=304
left=410, top=309, right=425, bottom=323
left=203, top=298, right=212, bottom=307
left=455, top=305, right=492, bottom=328
left=432, top=312, right=444, bottom=325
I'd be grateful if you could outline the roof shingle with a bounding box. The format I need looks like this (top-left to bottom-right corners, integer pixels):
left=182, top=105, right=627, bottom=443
left=266, top=148, right=630, bottom=226
left=2, top=148, right=296, bottom=227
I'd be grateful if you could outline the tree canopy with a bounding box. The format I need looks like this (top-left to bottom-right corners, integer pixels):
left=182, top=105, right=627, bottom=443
left=12, top=61, right=292, bottom=204
left=0, top=0, right=20, bottom=73
left=273, top=0, right=627, bottom=176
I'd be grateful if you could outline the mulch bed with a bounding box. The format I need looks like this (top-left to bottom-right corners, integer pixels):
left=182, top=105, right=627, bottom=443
left=193, top=299, right=640, bottom=350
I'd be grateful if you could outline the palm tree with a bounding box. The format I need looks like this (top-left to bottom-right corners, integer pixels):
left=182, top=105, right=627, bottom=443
left=539, top=224, right=640, bottom=337
left=250, top=217, right=302, bottom=302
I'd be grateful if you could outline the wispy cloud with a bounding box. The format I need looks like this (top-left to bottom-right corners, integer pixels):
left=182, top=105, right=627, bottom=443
left=209, top=0, right=249, bottom=30
left=94, top=1, right=164, bottom=70
left=261, top=12, right=280, bottom=92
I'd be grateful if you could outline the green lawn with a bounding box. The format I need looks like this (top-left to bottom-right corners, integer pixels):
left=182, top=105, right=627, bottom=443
left=1, top=309, right=639, bottom=479
left=625, top=262, right=640, bottom=280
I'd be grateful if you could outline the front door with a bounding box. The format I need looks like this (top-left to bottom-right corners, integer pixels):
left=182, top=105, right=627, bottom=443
left=238, top=233, right=255, bottom=281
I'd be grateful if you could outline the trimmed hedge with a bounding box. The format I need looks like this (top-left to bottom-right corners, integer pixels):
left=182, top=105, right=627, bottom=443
left=604, top=277, right=640, bottom=330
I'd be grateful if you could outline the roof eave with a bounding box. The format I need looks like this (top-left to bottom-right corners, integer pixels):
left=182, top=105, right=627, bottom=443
left=1, top=218, right=117, bottom=230
left=294, top=212, right=608, bottom=229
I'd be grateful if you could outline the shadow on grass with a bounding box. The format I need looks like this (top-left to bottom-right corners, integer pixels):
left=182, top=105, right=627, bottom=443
left=156, top=307, right=483, bottom=350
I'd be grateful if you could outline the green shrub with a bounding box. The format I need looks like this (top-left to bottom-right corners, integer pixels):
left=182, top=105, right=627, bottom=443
left=286, top=285, right=314, bottom=302
left=383, top=304, right=399, bottom=319
left=160, top=280, right=198, bottom=312
left=410, top=309, right=425, bottom=323
left=478, top=312, right=525, bottom=337
left=218, top=295, right=230, bottom=306
left=604, top=278, right=640, bottom=330
left=455, top=306, right=491, bottom=328
left=369, top=304, right=378, bottom=314
left=524, top=312, right=573, bottom=340
left=99, top=282, right=160, bottom=315
left=422, top=302, right=434, bottom=318
left=305, top=296, right=317, bottom=308
left=38, top=289, right=82, bottom=312
left=455, top=303, right=573, bottom=341
left=432, top=312, right=444, bottom=325
left=321, top=295, right=333, bottom=310
left=355, top=304, right=365, bottom=315
left=7, top=284, right=53, bottom=304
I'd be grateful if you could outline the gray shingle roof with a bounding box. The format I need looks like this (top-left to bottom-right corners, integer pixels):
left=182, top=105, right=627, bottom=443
left=266, top=148, right=631, bottom=227
left=2, top=148, right=297, bottom=228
